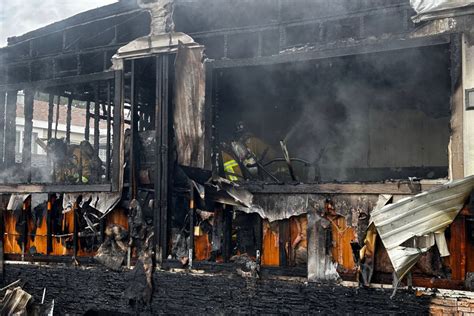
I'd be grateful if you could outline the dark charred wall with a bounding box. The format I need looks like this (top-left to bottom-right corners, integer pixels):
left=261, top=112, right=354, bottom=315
left=174, top=0, right=415, bottom=62
left=4, top=263, right=431, bottom=315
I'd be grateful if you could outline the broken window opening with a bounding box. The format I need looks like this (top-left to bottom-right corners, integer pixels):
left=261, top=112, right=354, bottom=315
left=0, top=76, right=119, bottom=189
left=212, top=44, right=451, bottom=184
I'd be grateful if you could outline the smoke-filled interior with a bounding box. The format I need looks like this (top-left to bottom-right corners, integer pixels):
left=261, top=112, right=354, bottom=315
left=217, top=44, right=451, bottom=183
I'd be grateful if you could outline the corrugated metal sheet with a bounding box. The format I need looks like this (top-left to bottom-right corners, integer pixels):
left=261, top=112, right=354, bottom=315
left=371, top=175, right=474, bottom=279
left=411, top=0, right=474, bottom=22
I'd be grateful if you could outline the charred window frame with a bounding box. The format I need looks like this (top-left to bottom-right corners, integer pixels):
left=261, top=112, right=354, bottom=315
left=0, top=71, right=124, bottom=193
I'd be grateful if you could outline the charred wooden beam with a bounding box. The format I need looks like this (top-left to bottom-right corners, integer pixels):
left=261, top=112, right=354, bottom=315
left=241, top=182, right=444, bottom=195
left=450, top=34, right=464, bottom=180
left=189, top=183, right=195, bottom=266
left=106, top=81, right=112, bottom=181
left=85, top=101, right=91, bottom=141
left=154, top=55, right=171, bottom=263
left=66, top=95, right=73, bottom=144
left=279, top=220, right=289, bottom=267
left=47, top=94, right=54, bottom=141
left=111, top=70, right=122, bottom=192
left=0, top=197, right=4, bottom=284
left=223, top=205, right=233, bottom=263
left=22, top=90, right=34, bottom=183
left=4, top=91, right=17, bottom=167
left=54, top=96, right=60, bottom=139
left=46, top=195, right=53, bottom=254
left=0, top=183, right=111, bottom=194
left=210, top=35, right=451, bottom=69
left=94, top=83, right=100, bottom=155
left=0, top=71, right=116, bottom=92
left=129, top=60, right=137, bottom=199
left=160, top=55, right=170, bottom=263
left=154, top=57, right=162, bottom=263
left=0, top=91, right=6, bottom=165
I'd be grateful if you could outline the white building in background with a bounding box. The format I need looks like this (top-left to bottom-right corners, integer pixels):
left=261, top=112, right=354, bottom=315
left=15, top=92, right=108, bottom=165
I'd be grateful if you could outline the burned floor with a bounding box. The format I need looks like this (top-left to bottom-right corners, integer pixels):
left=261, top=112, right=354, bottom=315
left=1, top=0, right=474, bottom=314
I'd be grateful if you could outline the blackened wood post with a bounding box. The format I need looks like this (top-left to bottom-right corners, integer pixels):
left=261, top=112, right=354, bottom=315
left=73, top=202, right=78, bottom=259
left=21, top=198, right=29, bottom=261
left=94, top=83, right=100, bottom=154
left=189, top=183, right=195, bottom=267
left=255, top=215, right=263, bottom=258
left=223, top=205, right=233, bottom=262
left=0, top=197, right=5, bottom=284
left=54, top=96, right=60, bottom=139
left=154, top=56, right=162, bottom=263
left=66, top=96, right=72, bottom=144
left=46, top=194, right=53, bottom=254
left=4, top=91, right=17, bottom=168
left=129, top=60, right=136, bottom=200
left=23, top=90, right=34, bottom=183
left=85, top=101, right=91, bottom=142
left=111, top=71, right=122, bottom=192
left=47, top=94, right=54, bottom=141
left=160, top=55, right=170, bottom=263
left=279, top=220, right=289, bottom=267
left=0, top=91, right=6, bottom=165
left=106, top=81, right=112, bottom=181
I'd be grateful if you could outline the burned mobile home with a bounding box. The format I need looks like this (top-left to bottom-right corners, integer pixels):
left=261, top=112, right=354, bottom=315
left=1, top=0, right=474, bottom=313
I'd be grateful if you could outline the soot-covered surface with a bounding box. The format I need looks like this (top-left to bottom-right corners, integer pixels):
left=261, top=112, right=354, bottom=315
left=4, top=263, right=431, bottom=315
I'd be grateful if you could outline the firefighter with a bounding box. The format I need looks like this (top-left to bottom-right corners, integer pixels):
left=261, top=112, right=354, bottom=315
left=221, top=121, right=276, bottom=181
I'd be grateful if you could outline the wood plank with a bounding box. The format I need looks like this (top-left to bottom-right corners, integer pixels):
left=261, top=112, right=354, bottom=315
left=450, top=34, right=464, bottom=180
left=241, top=182, right=444, bottom=195
left=0, top=91, right=6, bottom=165
left=4, top=91, right=17, bottom=167
left=22, top=90, right=34, bottom=182
left=0, top=184, right=111, bottom=194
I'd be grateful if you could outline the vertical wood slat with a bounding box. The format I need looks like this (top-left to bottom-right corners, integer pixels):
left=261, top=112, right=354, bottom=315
left=66, top=96, right=72, bottom=144
left=54, top=96, right=60, bottom=139
left=94, top=83, right=100, bottom=154
left=22, top=90, right=34, bottom=183
left=47, top=94, right=54, bottom=141
left=450, top=34, right=464, bottom=180
left=129, top=60, right=136, bottom=199
left=85, top=101, right=91, bottom=142
left=160, top=55, right=169, bottom=263
left=4, top=91, right=17, bottom=167
left=106, top=81, right=112, bottom=181
left=0, top=91, right=6, bottom=165
left=154, top=56, right=162, bottom=263
left=111, top=70, right=123, bottom=192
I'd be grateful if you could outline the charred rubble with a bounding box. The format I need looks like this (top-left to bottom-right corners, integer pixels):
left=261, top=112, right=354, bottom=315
left=1, top=0, right=474, bottom=314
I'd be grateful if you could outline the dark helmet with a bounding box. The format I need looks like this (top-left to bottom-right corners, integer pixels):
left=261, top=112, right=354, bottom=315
left=235, top=121, right=246, bottom=135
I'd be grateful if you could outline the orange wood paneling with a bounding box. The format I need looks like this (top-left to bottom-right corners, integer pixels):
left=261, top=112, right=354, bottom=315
left=262, top=220, right=279, bottom=266
left=330, top=216, right=355, bottom=270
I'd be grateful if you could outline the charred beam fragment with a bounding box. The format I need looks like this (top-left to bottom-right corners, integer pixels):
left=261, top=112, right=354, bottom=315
left=47, top=94, right=54, bottom=141
left=4, top=91, right=17, bottom=168
left=66, top=95, right=73, bottom=144
left=223, top=205, right=233, bottom=262
left=111, top=70, right=122, bottom=192
left=130, top=60, right=137, bottom=199
left=54, top=96, right=60, bottom=139
left=85, top=101, right=91, bottom=141
left=94, top=83, right=100, bottom=155
left=0, top=91, right=6, bottom=165
left=46, top=195, right=53, bottom=255
left=22, top=90, right=34, bottom=183
left=106, top=81, right=112, bottom=181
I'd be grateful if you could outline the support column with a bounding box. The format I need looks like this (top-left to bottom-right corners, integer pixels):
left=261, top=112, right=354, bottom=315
left=463, top=33, right=474, bottom=177
left=0, top=91, right=6, bottom=165
left=4, top=91, right=17, bottom=167
left=66, top=96, right=72, bottom=144
left=23, top=90, right=34, bottom=183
